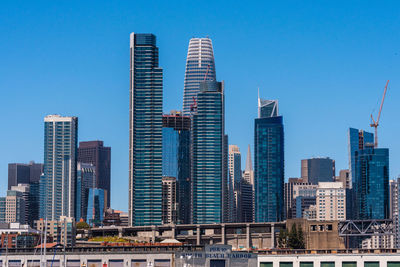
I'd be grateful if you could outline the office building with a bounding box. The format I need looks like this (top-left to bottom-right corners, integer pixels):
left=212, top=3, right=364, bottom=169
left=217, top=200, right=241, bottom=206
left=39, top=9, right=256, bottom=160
left=161, top=177, right=177, bottom=224
left=255, top=98, right=284, bottom=222
left=316, top=182, right=346, bottom=221
left=129, top=33, right=163, bottom=226
left=34, top=216, right=76, bottom=246
left=335, top=169, right=350, bottom=189
left=191, top=81, right=225, bottom=224
left=86, top=188, right=106, bottom=226
left=76, top=163, right=96, bottom=221
left=354, top=145, right=389, bottom=220
left=284, top=179, right=317, bottom=219
left=228, top=145, right=241, bottom=222
left=242, top=145, right=255, bottom=222
left=390, top=178, right=400, bottom=248
left=40, top=115, right=78, bottom=220
left=162, top=112, right=191, bottom=224
left=182, top=37, right=216, bottom=115
left=8, top=162, right=43, bottom=190
left=0, top=190, right=26, bottom=224
left=301, top=157, right=335, bottom=184
left=291, top=196, right=316, bottom=219
left=78, top=141, right=111, bottom=208
left=10, top=184, right=30, bottom=225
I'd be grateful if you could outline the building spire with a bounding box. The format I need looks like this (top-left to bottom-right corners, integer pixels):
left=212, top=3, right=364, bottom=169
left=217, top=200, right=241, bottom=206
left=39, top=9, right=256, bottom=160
left=245, top=144, right=253, bottom=171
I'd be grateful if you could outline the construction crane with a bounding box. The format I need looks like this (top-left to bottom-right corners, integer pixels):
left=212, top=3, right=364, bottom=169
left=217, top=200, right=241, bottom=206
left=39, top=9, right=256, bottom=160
left=190, top=65, right=211, bottom=113
left=370, top=80, right=389, bottom=148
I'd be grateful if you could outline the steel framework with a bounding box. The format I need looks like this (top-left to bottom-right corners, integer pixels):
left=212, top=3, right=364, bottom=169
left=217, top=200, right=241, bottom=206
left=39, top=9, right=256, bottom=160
left=338, top=219, right=394, bottom=237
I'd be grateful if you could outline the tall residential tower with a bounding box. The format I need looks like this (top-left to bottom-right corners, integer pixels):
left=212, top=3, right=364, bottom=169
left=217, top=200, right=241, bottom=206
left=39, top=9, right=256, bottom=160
left=40, top=115, right=78, bottom=220
left=254, top=98, right=284, bottom=222
left=182, top=38, right=216, bottom=115
left=129, top=33, right=163, bottom=226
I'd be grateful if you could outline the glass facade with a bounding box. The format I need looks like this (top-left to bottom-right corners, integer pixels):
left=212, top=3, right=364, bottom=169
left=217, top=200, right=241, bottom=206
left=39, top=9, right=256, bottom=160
left=76, top=163, right=96, bottom=221
left=182, top=38, right=216, bottom=115
left=255, top=98, right=284, bottom=222
left=162, top=114, right=191, bottom=224
left=354, top=147, right=389, bottom=219
left=40, top=115, right=78, bottom=220
left=129, top=33, right=163, bottom=226
left=191, top=81, right=225, bottom=224
left=86, top=188, right=105, bottom=226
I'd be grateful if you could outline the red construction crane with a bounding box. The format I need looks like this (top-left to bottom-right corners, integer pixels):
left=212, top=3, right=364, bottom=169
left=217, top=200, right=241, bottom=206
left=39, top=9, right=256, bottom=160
left=370, top=80, right=389, bottom=148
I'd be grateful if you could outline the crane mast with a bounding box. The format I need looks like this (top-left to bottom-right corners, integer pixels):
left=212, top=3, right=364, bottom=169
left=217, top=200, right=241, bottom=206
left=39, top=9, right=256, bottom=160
left=370, top=80, right=389, bottom=148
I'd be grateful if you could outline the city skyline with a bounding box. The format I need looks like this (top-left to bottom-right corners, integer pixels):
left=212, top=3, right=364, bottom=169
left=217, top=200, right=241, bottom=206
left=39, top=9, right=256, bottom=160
left=1, top=1, right=400, bottom=213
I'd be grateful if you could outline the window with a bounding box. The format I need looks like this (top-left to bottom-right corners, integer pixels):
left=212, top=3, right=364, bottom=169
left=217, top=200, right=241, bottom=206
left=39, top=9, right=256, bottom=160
left=342, top=262, right=356, bottom=267
left=364, top=262, right=379, bottom=267
left=321, top=262, right=335, bottom=267
left=387, top=262, right=400, bottom=267
left=301, top=262, right=314, bottom=267
left=280, top=262, right=293, bottom=267
left=261, top=263, right=273, bottom=267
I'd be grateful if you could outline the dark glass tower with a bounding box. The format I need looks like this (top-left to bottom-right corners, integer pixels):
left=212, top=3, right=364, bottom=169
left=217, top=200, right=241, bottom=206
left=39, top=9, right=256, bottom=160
left=129, top=33, right=163, bottom=226
left=254, top=98, right=284, bottom=222
left=162, top=112, right=191, bottom=224
left=354, top=145, right=389, bottom=219
left=78, top=141, right=111, bottom=208
left=191, top=81, right=225, bottom=224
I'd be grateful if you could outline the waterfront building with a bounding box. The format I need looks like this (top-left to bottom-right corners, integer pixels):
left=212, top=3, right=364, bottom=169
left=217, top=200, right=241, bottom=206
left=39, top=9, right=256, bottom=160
left=162, top=111, right=191, bottom=224
left=129, top=33, right=163, bottom=226
left=316, top=182, right=346, bottom=221
left=354, top=145, right=389, bottom=220
left=242, top=145, right=255, bottom=222
left=86, top=188, right=106, bottom=226
left=301, top=157, right=335, bottom=184
left=182, top=37, right=216, bottom=115
left=161, top=176, right=177, bottom=224
left=191, top=81, right=225, bottom=224
left=228, top=145, right=241, bottom=222
left=255, top=97, right=284, bottom=222
left=78, top=141, right=111, bottom=208
left=76, top=162, right=96, bottom=221
left=34, top=216, right=76, bottom=246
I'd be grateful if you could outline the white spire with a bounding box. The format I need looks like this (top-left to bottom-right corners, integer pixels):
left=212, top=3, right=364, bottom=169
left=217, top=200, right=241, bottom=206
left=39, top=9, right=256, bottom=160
left=245, top=144, right=253, bottom=172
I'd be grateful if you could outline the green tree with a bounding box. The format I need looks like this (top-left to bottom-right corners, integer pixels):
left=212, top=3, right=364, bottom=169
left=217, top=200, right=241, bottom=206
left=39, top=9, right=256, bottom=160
left=277, top=229, right=288, bottom=248
left=288, top=223, right=298, bottom=248
left=76, top=220, right=90, bottom=229
left=296, top=224, right=305, bottom=249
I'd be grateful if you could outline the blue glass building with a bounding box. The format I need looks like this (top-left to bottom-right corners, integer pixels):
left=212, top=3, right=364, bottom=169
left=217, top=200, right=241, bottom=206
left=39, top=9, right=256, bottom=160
left=129, top=33, right=163, bottom=226
left=76, top=163, right=96, bottom=221
left=182, top=38, right=216, bottom=115
left=254, top=98, right=284, bottom=222
left=191, top=81, right=225, bottom=224
left=86, top=188, right=105, bottom=226
left=354, top=146, right=389, bottom=219
left=40, top=115, right=78, bottom=220
left=347, top=128, right=374, bottom=219
left=162, top=113, right=191, bottom=224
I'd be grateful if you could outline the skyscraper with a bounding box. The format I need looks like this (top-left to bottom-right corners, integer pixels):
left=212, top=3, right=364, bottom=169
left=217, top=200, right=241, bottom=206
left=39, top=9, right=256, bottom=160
left=40, top=115, right=78, bottom=220
left=301, top=157, right=335, bottom=184
left=242, top=145, right=255, bottom=222
left=78, top=141, right=111, bottom=208
left=76, top=162, right=96, bottom=221
left=162, top=112, right=191, bottom=224
left=8, top=162, right=43, bottom=190
left=182, top=37, right=216, bottom=115
left=228, top=145, right=241, bottom=222
left=129, top=33, right=163, bottom=226
left=316, top=182, right=346, bottom=221
left=191, top=81, right=225, bottom=224
left=347, top=128, right=374, bottom=219
left=354, top=145, right=389, bottom=220
left=254, top=97, right=284, bottom=222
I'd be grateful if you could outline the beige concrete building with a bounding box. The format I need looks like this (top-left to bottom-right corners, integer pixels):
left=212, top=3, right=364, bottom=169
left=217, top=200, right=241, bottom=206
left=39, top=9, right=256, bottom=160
left=162, top=176, right=177, bottom=224
left=316, top=182, right=346, bottom=221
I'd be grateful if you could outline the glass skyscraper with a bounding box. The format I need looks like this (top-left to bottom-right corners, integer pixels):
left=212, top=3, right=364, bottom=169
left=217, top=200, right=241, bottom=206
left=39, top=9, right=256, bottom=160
left=254, top=98, right=284, bottom=222
left=354, top=145, right=389, bottom=219
left=40, top=115, right=78, bottom=220
left=162, top=112, right=191, bottom=224
left=129, top=33, right=163, bottom=226
left=76, top=162, right=96, bottom=221
left=86, top=188, right=105, bottom=226
left=182, top=38, right=216, bottom=115
left=191, top=81, right=225, bottom=224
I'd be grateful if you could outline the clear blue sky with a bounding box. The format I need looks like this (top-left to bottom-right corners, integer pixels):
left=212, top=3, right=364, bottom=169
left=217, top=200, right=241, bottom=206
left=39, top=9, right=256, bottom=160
left=1, top=1, right=399, bottom=212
